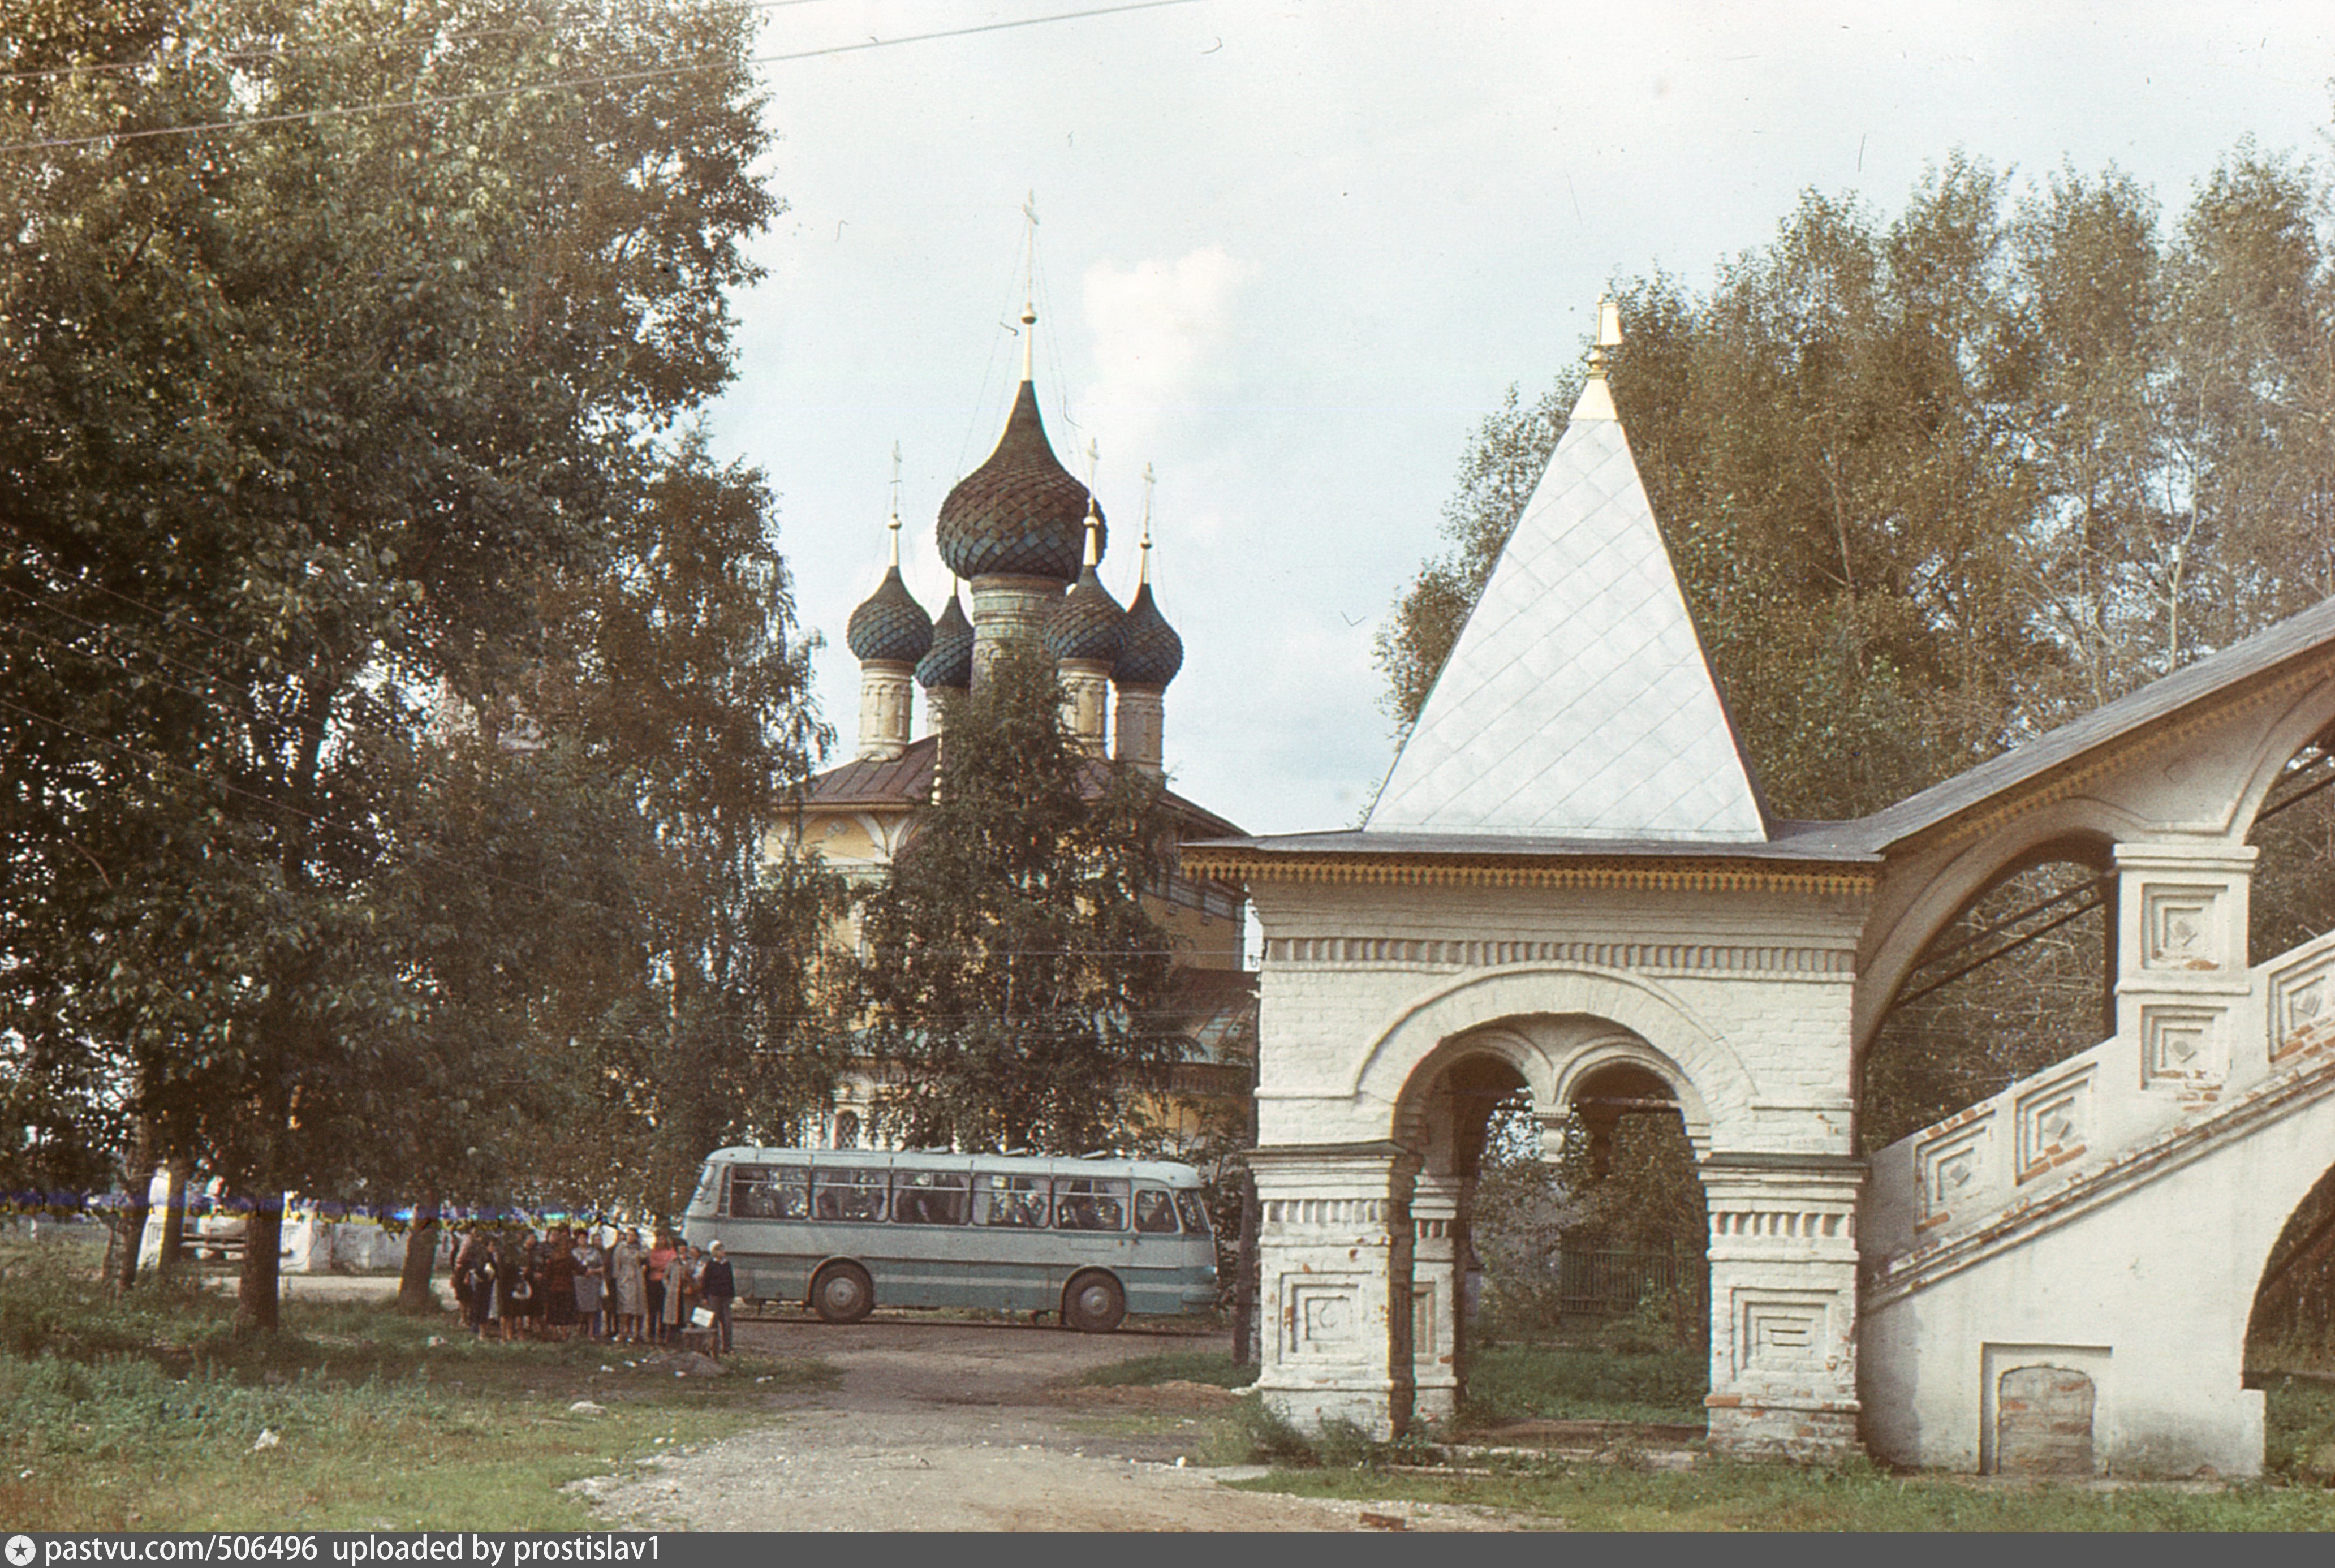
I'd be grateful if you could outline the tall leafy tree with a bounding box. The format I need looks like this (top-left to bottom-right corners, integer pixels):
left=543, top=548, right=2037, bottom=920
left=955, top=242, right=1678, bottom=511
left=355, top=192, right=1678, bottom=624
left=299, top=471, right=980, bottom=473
left=1377, top=145, right=2335, bottom=1151
left=0, top=0, right=813, bottom=1322
left=854, top=642, right=1186, bottom=1154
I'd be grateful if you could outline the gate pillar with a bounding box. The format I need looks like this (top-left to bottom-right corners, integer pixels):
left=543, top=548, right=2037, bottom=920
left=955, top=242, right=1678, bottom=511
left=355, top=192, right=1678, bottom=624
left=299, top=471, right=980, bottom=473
left=1701, top=1155, right=1866, bottom=1460
left=1251, top=1142, right=1421, bottom=1440
left=1410, top=1172, right=1466, bottom=1426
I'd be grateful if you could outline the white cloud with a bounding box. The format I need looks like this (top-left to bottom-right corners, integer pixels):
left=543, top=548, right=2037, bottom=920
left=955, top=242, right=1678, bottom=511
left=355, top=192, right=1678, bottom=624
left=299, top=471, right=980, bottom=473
left=1077, top=247, right=1252, bottom=449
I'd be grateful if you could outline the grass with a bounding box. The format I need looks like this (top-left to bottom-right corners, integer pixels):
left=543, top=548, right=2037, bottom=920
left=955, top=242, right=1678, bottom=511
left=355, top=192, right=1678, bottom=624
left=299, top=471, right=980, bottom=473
left=0, top=1242, right=834, bottom=1531
left=1204, top=1336, right=2335, bottom=1528
left=1226, top=1455, right=2335, bottom=1531
left=1461, top=1342, right=1707, bottom=1427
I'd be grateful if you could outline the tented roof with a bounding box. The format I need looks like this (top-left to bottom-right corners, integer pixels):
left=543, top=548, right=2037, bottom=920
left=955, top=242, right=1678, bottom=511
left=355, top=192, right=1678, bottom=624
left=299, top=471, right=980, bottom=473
left=1364, top=380, right=1768, bottom=843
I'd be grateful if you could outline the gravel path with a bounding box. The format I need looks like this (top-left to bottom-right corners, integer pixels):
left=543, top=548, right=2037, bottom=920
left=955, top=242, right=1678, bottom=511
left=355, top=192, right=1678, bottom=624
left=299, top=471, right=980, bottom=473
left=576, top=1315, right=1548, bottom=1533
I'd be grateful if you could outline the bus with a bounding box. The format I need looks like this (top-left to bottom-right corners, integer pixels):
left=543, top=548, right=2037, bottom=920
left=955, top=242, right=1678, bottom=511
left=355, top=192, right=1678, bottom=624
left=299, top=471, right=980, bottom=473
left=681, top=1147, right=1217, bottom=1332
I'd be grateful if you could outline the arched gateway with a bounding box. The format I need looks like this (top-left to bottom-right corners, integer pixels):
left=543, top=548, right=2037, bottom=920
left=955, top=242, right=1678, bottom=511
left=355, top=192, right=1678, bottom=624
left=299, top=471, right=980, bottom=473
left=1186, top=310, right=2335, bottom=1472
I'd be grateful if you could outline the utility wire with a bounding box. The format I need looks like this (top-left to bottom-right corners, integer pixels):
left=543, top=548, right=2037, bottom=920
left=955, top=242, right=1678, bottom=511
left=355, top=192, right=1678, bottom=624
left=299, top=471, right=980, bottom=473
left=0, top=0, right=1198, bottom=156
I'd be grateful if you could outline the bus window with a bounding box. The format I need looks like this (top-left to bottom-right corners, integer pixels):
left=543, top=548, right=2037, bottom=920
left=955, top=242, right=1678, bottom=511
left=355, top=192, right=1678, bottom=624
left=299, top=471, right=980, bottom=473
left=976, top=1174, right=1049, bottom=1228
left=1132, top=1187, right=1179, bottom=1233
left=891, top=1170, right=970, bottom=1226
left=1174, top=1191, right=1212, bottom=1237
left=813, top=1168, right=888, bottom=1222
left=1055, top=1177, right=1129, bottom=1232
left=731, top=1166, right=808, bottom=1220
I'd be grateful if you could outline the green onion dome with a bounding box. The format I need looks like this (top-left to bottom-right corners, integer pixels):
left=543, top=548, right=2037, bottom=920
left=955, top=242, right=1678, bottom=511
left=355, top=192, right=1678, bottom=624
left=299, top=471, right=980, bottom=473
left=935, top=382, right=1103, bottom=581
left=1044, top=562, right=1126, bottom=664
left=1112, top=581, right=1183, bottom=688
left=845, top=566, right=933, bottom=665
left=915, top=591, right=974, bottom=690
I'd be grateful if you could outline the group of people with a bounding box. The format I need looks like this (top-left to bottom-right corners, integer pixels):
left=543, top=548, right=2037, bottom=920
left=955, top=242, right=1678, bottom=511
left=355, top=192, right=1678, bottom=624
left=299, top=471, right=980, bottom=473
left=450, top=1225, right=736, bottom=1354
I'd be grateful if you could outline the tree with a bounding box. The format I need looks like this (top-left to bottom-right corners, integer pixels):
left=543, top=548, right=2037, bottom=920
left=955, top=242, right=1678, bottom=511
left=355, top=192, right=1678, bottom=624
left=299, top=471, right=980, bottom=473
left=854, top=641, right=1186, bottom=1153
left=1378, top=144, right=2335, bottom=1153
left=0, top=0, right=806, bottom=1323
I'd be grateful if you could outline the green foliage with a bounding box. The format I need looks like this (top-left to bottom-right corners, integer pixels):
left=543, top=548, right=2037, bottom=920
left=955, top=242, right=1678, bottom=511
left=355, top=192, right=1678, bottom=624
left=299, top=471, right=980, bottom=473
left=1471, top=1095, right=1707, bottom=1342
left=0, top=0, right=830, bottom=1291
left=0, top=1247, right=831, bottom=1530
left=1377, top=148, right=2335, bottom=820
left=854, top=640, right=1186, bottom=1153
left=1461, top=1344, right=1709, bottom=1427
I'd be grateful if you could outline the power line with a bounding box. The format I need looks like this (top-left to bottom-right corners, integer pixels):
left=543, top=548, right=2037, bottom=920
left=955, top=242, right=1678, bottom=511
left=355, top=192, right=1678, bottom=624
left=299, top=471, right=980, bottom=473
left=0, top=0, right=1198, bottom=156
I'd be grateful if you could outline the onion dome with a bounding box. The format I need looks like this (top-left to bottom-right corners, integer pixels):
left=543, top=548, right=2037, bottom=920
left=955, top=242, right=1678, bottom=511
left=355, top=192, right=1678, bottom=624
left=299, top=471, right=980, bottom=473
left=916, top=588, right=974, bottom=690
left=935, top=320, right=1103, bottom=580
left=1113, top=580, right=1184, bottom=687
left=1044, top=512, right=1126, bottom=663
left=845, top=565, right=933, bottom=665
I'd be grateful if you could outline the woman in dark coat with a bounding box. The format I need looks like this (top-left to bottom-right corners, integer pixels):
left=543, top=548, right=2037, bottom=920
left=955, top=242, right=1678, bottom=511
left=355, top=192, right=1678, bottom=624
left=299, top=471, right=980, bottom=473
left=453, top=1227, right=494, bottom=1339
left=541, top=1229, right=580, bottom=1341
left=495, top=1228, right=532, bottom=1342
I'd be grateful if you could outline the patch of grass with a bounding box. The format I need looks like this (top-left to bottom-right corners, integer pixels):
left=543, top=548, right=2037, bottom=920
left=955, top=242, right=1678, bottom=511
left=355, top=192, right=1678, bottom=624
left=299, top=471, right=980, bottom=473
left=0, top=1244, right=834, bottom=1530
left=1076, top=1350, right=1259, bottom=1389
left=2263, top=1376, right=2335, bottom=1483
left=1230, top=1457, right=2335, bottom=1531
left=1461, top=1342, right=1708, bottom=1427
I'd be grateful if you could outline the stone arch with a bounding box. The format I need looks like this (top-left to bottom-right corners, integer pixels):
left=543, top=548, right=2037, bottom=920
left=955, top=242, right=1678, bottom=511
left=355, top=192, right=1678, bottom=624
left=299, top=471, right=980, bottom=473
left=1855, top=804, right=2133, bottom=1059
left=1350, top=963, right=1754, bottom=1148
left=2242, top=1096, right=2335, bottom=1372
left=1387, top=1017, right=1714, bottom=1166
left=2226, top=680, right=2335, bottom=845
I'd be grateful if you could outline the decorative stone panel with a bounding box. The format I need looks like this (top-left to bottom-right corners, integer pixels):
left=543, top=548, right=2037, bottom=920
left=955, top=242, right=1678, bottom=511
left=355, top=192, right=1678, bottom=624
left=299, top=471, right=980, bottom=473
left=2268, top=940, right=2335, bottom=1062
left=2139, top=1004, right=2225, bottom=1089
left=1283, top=1277, right=1368, bottom=1358
left=2141, top=885, right=2226, bottom=972
left=1915, top=1114, right=1992, bottom=1227
left=1733, top=1290, right=1833, bottom=1379
left=2014, top=1067, right=2092, bottom=1184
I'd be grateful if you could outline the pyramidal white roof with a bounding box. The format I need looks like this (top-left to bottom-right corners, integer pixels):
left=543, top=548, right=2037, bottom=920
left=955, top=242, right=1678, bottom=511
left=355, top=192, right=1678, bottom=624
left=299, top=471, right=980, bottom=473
left=1365, top=376, right=1768, bottom=843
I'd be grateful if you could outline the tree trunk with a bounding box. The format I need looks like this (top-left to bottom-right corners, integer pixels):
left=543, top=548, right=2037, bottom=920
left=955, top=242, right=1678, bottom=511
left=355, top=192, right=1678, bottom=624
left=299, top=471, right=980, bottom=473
left=397, top=1191, right=441, bottom=1313
left=1231, top=1166, right=1259, bottom=1367
left=156, top=1160, right=189, bottom=1282
left=115, top=1119, right=156, bottom=1292
left=236, top=1196, right=283, bottom=1332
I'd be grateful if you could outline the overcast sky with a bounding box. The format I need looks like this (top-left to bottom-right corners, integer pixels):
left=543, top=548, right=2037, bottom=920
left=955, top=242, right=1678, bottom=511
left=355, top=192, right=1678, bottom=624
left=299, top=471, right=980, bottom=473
left=705, top=0, right=2335, bottom=838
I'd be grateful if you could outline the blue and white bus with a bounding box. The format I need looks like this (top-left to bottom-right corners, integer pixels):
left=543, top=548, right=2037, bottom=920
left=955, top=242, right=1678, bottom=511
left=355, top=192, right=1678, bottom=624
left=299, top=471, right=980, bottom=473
left=682, top=1147, right=1218, bottom=1332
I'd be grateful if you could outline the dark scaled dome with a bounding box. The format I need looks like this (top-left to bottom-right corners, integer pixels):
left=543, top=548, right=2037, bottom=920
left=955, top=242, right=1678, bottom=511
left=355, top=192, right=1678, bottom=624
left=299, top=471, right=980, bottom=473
left=915, top=591, right=974, bottom=690
left=1044, top=562, right=1126, bottom=664
left=845, top=566, right=934, bottom=665
left=1112, top=582, right=1184, bottom=688
left=936, top=381, right=1104, bottom=581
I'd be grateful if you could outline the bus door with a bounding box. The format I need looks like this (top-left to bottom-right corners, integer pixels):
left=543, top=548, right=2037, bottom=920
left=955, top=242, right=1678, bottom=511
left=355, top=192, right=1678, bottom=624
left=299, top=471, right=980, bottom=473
left=1052, top=1176, right=1132, bottom=1278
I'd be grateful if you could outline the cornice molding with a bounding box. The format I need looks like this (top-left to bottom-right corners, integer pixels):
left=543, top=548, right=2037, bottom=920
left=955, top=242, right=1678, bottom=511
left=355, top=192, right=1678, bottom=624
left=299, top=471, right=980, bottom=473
left=1182, top=850, right=1875, bottom=898
left=1263, top=936, right=1855, bottom=975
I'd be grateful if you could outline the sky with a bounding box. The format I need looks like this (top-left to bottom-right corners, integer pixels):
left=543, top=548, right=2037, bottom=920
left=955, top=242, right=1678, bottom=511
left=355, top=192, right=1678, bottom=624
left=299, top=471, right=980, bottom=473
left=705, top=0, right=2335, bottom=839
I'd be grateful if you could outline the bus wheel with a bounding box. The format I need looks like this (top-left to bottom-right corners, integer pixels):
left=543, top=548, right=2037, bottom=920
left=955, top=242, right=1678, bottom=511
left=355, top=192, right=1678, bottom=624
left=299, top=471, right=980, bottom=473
left=810, top=1262, right=874, bottom=1325
left=1064, top=1271, right=1125, bottom=1333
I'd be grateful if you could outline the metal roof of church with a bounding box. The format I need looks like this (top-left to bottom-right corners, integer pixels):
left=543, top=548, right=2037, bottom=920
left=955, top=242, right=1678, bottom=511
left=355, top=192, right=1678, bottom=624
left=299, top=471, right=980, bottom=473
left=801, top=734, right=1246, bottom=841
left=1363, top=376, right=1769, bottom=844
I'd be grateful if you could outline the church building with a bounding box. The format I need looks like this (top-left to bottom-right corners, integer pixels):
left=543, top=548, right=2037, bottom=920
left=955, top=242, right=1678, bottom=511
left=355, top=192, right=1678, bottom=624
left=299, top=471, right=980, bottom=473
left=777, top=304, right=1253, bottom=1151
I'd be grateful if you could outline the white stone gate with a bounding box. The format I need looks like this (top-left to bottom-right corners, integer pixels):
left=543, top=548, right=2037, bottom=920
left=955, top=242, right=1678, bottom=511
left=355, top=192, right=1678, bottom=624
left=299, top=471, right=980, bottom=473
left=1187, top=322, right=2335, bottom=1473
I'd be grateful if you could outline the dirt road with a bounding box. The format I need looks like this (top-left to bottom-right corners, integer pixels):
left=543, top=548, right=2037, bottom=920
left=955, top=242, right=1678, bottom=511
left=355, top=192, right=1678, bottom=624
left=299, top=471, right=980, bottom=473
left=578, top=1315, right=1546, bottom=1532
